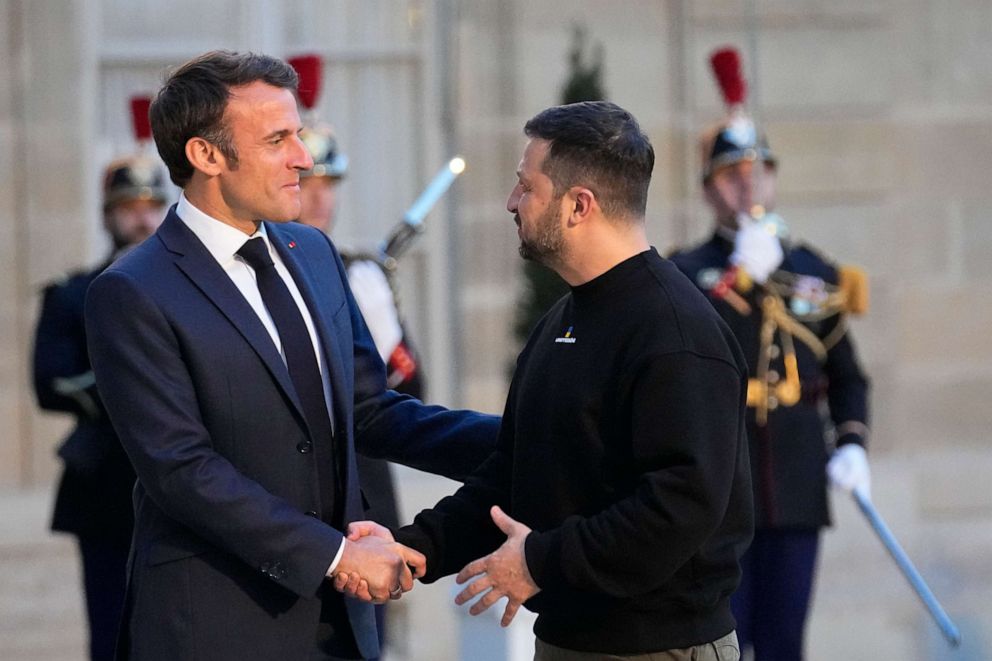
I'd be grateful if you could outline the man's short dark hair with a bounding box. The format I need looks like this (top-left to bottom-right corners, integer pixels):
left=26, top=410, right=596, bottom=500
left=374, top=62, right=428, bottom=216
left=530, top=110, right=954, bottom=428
left=150, top=50, right=299, bottom=187
left=524, top=101, right=654, bottom=220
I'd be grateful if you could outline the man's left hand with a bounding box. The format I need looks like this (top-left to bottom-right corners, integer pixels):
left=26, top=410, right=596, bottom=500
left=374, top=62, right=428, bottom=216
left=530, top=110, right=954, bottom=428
left=454, top=506, right=540, bottom=627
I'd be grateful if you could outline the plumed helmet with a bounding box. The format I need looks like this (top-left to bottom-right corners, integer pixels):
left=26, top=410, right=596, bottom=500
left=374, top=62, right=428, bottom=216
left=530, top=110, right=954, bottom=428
left=288, top=54, right=349, bottom=180
left=300, top=123, right=349, bottom=179
left=103, top=155, right=169, bottom=210
left=103, top=96, right=169, bottom=210
left=701, top=47, right=776, bottom=182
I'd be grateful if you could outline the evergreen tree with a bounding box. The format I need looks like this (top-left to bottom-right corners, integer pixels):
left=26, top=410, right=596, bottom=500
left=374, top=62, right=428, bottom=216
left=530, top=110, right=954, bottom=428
left=513, top=25, right=607, bottom=348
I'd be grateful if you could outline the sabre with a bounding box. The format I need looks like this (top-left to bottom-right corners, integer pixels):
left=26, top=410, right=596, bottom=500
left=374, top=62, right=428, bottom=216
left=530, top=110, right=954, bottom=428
left=380, top=156, right=466, bottom=270
left=53, top=370, right=100, bottom=421
left=853, top=490, right=961, bottom=648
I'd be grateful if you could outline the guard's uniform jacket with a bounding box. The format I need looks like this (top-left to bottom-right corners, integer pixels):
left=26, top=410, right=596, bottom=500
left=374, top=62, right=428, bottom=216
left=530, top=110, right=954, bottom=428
left=34, top=262, right=136, bottom=542
left=670, top=233, right=869, bottom=528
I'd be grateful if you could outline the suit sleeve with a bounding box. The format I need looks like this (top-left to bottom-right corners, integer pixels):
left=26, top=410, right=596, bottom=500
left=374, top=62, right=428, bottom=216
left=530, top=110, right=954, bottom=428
left=322, top=236, right=501, bottom=482
left=86, top=269, right=342, bottom=598
left=524, top=351, right=745, bottom=598
left=33, top=282, right=100, bottom=418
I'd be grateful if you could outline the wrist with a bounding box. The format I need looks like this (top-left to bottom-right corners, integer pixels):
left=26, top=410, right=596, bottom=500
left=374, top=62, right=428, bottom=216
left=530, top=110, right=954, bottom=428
left=326, top=538, right=348, bottom=578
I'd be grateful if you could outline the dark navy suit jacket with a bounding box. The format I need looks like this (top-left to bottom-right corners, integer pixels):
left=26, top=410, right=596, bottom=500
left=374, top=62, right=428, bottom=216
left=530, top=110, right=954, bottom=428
left=85, top=207, right=498, bottom=660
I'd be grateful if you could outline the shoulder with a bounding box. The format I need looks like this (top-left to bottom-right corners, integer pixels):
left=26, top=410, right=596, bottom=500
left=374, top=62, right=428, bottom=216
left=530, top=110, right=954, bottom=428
left=632, top=253, right=744, bottom=372
left=39, top=263, right=109, bottom=310
left=104, top=233, right=173, bottom=281
left=787, top=242, right=839, bottom=282
left=41, top=266, right=91, bottom=295
left=666, top=238, right=726, bottom=277
left=268, top=222, right=350, bottom=278
left=88, top=238, right=179, bottom=310
left=269, top=221, right=335, bottom=253
left=642, top=252, right=715, bottom=317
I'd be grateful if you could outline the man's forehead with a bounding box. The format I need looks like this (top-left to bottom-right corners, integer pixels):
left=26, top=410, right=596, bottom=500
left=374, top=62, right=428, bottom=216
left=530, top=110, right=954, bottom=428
left=520, top=138, right=550, bottom=174
left=225, top=82, right=300, bottom=126
left=712, top=158, right=774, bottom=177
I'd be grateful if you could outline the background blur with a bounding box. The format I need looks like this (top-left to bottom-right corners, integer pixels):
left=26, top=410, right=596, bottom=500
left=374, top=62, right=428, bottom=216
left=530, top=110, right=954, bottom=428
left=2, top=1, right=991, bottom=659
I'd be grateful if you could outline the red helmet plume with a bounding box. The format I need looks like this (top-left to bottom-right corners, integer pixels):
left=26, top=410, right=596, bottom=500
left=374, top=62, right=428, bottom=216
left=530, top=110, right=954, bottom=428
left=130, top=96, right=152, bottom=141
left=709, top=47, right=747, bottom=108
left=288, top=54, right=322, bottom=110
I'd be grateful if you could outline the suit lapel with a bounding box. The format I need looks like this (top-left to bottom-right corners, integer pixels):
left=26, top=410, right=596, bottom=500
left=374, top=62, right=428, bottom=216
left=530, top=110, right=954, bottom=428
left=267, top=223, right=350, bottom=435
left=156, top=210, right=307, bottom=422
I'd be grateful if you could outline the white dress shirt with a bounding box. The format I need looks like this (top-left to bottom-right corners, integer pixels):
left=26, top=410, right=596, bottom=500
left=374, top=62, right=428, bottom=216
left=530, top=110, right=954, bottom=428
left=175, top=193, right=346, bottom=572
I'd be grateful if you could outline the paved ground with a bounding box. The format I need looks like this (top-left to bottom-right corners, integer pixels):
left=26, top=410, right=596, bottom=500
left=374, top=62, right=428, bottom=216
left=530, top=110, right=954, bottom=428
left=0, top=487, right=86, bottom=661
left=0, top=472, right=533, bottom=661
left=3, top=452, right=989, bottom=661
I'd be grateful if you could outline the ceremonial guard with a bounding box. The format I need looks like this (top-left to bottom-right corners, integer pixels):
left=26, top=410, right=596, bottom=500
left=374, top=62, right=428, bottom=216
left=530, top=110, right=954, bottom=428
left=669, top=48, right=872, bottom=661
left=32, top=97, right=169, bottom=661
left=290, top=54, right=425, bottom=652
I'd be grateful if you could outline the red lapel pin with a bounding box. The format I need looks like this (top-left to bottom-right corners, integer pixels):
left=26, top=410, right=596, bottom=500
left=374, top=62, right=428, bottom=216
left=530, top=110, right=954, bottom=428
left=288, top=241, right=297, bottom=249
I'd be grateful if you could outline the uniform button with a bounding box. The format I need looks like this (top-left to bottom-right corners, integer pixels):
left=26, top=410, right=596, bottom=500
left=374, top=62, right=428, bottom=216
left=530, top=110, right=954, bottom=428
left=297, top=440, right=313, bottom=454
left=768, top=395, right=779, bottom=410
left=260, top=561, right=272, bottom=573
left=769, top=345, right=781, bottom=359
left=305, top=510, right=318, bottom=518
left=767, top=370, right=780, bottom=384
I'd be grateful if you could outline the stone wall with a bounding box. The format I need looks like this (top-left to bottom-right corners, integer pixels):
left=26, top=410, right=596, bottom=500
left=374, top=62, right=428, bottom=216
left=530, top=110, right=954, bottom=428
left=451, top=1, right=992, bottom=659
left=1, top=1, right=990, bottom=659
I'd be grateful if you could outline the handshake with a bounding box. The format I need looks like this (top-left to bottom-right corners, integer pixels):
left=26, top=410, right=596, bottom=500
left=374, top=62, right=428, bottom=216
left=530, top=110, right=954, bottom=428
left=327, top=521, right=424, bottom=604
left=328, top=506, right=542, bottom=627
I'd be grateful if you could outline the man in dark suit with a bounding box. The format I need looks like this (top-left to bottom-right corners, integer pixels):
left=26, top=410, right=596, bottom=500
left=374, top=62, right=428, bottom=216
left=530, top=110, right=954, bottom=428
left=33, top=153, right=168, bottom=661
left=85, top=50, right=497, bottom=661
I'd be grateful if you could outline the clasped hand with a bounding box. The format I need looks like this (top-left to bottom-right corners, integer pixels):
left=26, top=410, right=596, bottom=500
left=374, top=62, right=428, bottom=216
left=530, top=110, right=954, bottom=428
left=330, top=523, right=425, bottom=604
left=340, top=507, right=540, bottom=626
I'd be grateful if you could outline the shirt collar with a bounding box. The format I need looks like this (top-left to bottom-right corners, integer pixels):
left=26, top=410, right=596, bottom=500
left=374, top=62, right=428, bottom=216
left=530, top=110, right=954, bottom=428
left=176, top=192, right=272, bottom=264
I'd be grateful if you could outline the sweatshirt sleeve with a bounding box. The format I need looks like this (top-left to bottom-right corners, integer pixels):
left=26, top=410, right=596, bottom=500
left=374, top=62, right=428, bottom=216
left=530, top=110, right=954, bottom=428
left=393, top=362, right=528, bottom=582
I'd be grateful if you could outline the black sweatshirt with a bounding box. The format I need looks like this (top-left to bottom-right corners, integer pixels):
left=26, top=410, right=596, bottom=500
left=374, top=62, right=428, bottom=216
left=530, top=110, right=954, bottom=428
left=397, top=249, right=753, bottom=654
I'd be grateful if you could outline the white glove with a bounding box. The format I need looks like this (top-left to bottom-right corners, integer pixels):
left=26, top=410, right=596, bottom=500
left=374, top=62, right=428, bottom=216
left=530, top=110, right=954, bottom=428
left=346, top=260, right=403, bottom=363
left=731, top=214, right=784, bottom=284
left=827, top=444, right=871, bottom=498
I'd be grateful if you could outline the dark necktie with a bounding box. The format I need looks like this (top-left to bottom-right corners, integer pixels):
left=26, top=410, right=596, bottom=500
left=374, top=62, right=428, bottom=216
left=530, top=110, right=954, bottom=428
left=237, top=236, right=338, bottom=521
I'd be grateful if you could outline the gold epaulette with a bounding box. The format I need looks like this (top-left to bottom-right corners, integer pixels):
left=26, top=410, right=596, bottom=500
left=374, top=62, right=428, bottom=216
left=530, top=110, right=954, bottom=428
left=838, top=265, right=869, bottom=315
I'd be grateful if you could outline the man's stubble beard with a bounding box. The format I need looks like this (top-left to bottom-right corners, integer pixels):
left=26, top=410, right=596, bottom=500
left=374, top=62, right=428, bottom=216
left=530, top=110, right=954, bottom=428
left=517, top=203, right=566, bottom=269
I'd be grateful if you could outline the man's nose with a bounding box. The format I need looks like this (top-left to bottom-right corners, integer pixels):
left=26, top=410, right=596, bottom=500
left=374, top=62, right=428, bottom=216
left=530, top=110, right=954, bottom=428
left=506, top=186, right=520, bottom=213
left=737, top=161, right=755, bottom=184
left=292, top=135, right=314, bottom=171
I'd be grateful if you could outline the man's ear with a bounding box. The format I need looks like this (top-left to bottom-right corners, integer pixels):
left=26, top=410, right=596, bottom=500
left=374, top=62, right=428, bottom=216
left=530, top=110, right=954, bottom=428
left=567, top=187, right=597, bottom=226
left=185, top=137, right=224, bottom=177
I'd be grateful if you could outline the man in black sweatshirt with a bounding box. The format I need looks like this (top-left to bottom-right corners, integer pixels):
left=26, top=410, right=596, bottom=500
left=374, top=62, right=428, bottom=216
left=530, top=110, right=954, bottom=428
left=339, top=101, right=753, bottom=660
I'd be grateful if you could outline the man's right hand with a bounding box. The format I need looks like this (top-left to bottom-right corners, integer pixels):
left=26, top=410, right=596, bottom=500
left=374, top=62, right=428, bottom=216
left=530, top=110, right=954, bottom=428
left=346, top=520, right=394, bottom=542
left=330, top=533, right=426, bottom=603
left=731, top=213, right=783, bottom=284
